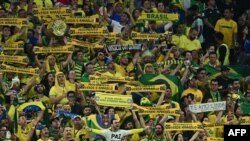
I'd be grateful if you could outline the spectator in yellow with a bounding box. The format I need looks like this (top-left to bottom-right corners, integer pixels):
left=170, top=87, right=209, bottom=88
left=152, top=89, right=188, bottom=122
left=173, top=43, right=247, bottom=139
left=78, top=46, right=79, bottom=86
left=49, top=72, right=69, bottom=104
left=179, top=27, right=202, bottom=51
left=214, top=7, right=237, bottom=48
left=181, top=76, right=203, bottom=103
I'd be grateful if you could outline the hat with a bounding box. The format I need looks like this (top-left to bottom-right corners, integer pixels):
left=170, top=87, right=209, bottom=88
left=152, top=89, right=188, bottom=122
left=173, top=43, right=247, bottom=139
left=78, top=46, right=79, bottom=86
left=73, top=115, right=81, bottom=120
left=88, top=91, right=96, bottom=97
left=37, top=124, right=47, bottom=130
left=221, top=66, right=230, bottom=71
left=104, top=57, right=113, bottom=65
left=51, top=116, right=60, bottom=122
left=94, top=135, right=105, bottom=141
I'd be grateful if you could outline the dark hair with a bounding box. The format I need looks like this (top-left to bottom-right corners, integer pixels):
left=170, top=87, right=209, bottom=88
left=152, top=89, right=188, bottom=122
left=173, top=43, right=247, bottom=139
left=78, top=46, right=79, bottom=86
left=197, top=68, right=205, bottom=74
left=187, top=93, right=195, bottom=100
left=214, top=32, right=224, bottom=40
left=210, top=79, right=218, bottom=84
left=209, top=51, right=217, bottom=56
left=110, top=118, right=117, bottom=125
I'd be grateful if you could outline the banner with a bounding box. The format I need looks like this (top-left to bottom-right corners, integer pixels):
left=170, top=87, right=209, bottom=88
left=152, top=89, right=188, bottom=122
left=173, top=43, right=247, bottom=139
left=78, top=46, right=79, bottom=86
left=207, top=137, right=224, bottom=141
left=104, top=32, right=121, bottom=39
left=0, top=55, right=28, bottom=65
left=165, top=123, right=203, bottom=131
left=34, top=45, right=73, bottom=54
left=33, top=7, right=72, bottom=16
left=0, top=64, right=39, bottom=75
left=157, top=60, right=184, bottom=66
left=68, top=38, right=103, bottom=48
left=106, top=44, right=142, bottom=52
left=126, top=84, right=166, bottom=92
left=0, top=18, right=28, bottom=26
left=240, top=116, right=250, bottom=125
left=79, top=83, right=118, bottom=92
left=2, top=41, right=24, bottom=51
left=138, top=13, right=179, bottom=21
left=89, top=76, right=133, bottom=83
left=95, top=92, right=133, bottom=108
left=69, top=28, right=108, bottom=36
left=131, top=31, right=162, bottom=40
left=65, top=17, right=98, bottom=25
left=138, top=107, right=180, bottom=116
left=189, top=101, right=226, bottom=113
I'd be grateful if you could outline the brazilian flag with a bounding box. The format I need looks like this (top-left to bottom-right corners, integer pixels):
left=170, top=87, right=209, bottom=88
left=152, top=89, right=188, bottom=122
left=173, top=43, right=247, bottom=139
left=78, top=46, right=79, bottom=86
left=138, top=74, right=183, bottom=102
left=204, top=65, right=244, bottom=80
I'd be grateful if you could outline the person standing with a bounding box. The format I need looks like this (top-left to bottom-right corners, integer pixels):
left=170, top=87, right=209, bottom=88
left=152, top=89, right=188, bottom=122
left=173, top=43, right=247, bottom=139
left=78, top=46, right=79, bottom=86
left=87, top=119, right=150, bottom=141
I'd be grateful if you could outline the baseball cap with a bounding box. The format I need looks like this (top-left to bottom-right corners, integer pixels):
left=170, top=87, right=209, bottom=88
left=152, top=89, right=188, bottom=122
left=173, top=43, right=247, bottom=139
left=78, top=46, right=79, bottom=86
left=94, top=135, right=105, bottom=141
left=73, top=115, right=81, bottom=120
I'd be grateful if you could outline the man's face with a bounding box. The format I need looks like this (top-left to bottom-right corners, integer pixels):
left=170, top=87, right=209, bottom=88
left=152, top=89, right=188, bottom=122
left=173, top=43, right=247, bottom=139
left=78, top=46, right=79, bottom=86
left=155, top=125, right=163, bottom=135
left=210, top=81, right=219, bottom=91
left=73, top=118, right=83, bottom=128
left=120, top=57, right=129, bottom=65
left=111, top=120, right=120, bottom=130
left=233, top=81, right=240, bottom=90
left=86, top=64, right=95, bottom=75
left=41, top=127, right=49, bottom=137
left=189, top=29, right=198, bottom=40
left=83, top=107, right=92, bottom=116
left=0, top=126, right=7, bottom=138
left=157, top=3, right=165, bottom=12
left=165, top=89, right=172, bottom=98
left=209, top=54, right=217, bottom=63
left=63, top=127, right=72, bottom=139
left=121, top=13, right=128, bottom=23
left=76, top=52, right=83, bottom=61
left=3, top=27, right=11, bottom=37
left=52, top=119, right=60, bottom=128
left=0, top=10, right=6, bottom=17
left=115, top=3, right=123, bottom=13
left=97, top=52, right=105, bottom=61
left=19, top=116, right=27, bottom=126
left=57, top=74, right=65, bottom=85
left=36, top=84, right=44, bottom=94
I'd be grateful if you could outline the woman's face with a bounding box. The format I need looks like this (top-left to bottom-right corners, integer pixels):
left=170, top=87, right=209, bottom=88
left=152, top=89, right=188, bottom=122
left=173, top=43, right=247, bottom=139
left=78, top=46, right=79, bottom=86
left=47, top=73, right=55, bottom=83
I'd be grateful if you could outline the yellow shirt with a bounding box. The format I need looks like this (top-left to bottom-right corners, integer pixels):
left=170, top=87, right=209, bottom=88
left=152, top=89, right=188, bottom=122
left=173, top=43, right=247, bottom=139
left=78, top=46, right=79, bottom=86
left=65, top=80, right=77, bottom=92
left=72, top=126, right=90, bottom=141
left=214, top=18, right=237, bottom=48
left=0, top=33, right=20, bottom=44
left=172, top=34, right=186, bottom=47
left=34, top=0, right=53, bottom=7
left=49, top=86, right=69, bottom=104
left=120, top=39, right=134, bottom=45
left=16, top=122, right=33, bottom=141
left=179, top=35, right=201, bottom=51
left=103, top=71, right=123, bottom=78
left=114, top=63, right=134, bottom=77
left=181, top=88, right=203, bottom=103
